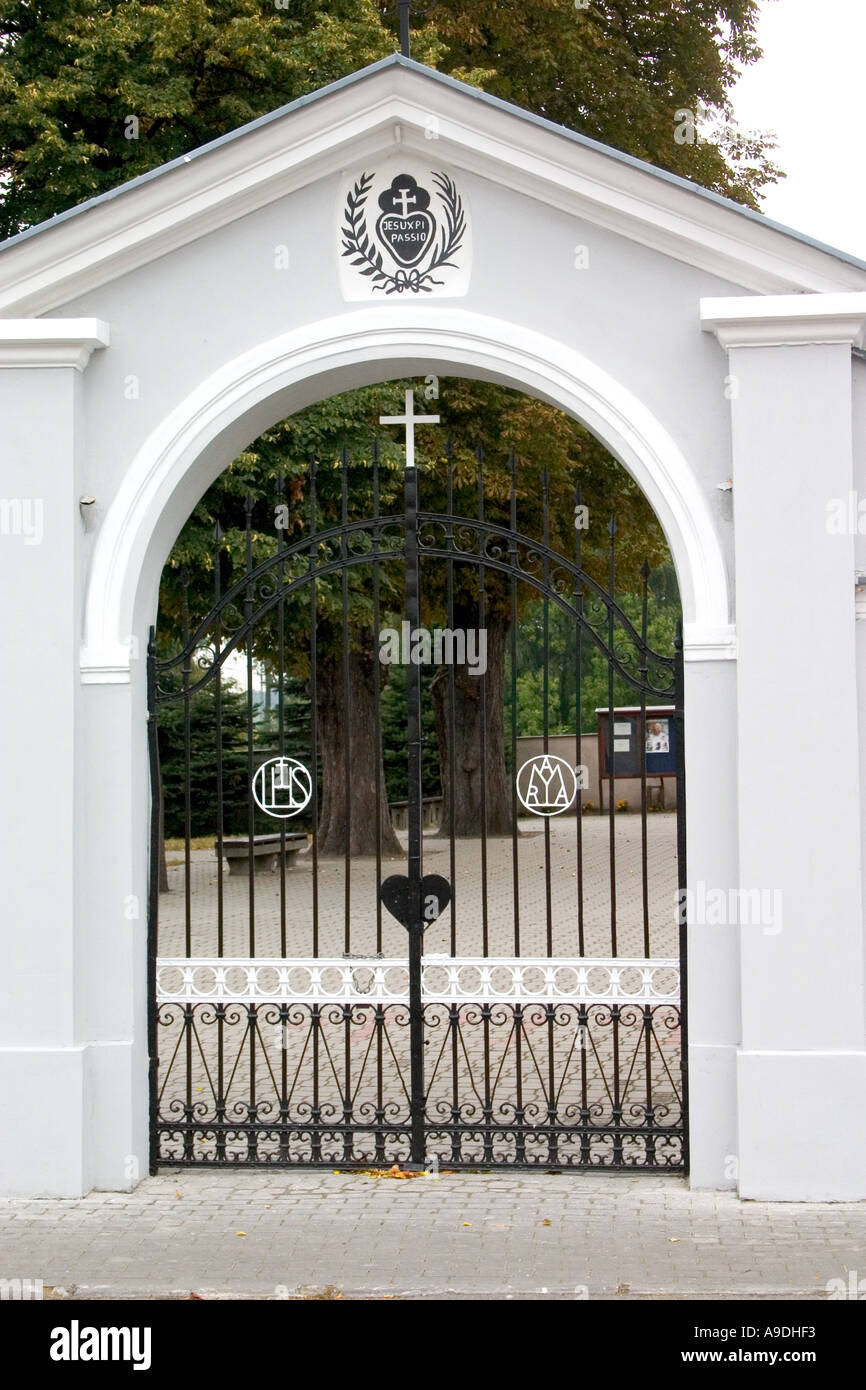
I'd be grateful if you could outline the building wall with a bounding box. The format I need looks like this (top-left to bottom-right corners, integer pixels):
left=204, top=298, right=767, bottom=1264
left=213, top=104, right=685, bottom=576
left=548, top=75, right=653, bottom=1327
left=1, top=104, right=864, bottom=1198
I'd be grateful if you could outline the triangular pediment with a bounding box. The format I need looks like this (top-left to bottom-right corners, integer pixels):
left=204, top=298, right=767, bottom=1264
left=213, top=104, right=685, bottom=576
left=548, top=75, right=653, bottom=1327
left=2, top=54, right=865, bottom=316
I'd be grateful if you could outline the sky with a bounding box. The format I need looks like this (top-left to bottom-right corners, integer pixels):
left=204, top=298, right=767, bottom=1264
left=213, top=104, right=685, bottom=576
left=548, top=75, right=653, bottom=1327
left=730, top=0, right=866, bottom=261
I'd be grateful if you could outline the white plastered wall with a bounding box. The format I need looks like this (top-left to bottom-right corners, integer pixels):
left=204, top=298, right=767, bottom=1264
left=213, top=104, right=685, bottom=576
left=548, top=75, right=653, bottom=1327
left=0, top=143, right=864, bottom=1197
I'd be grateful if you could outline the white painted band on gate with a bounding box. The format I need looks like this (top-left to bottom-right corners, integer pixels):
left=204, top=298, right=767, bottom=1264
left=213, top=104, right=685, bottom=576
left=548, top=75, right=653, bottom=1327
left=156, top=957, right=680, bottom=1005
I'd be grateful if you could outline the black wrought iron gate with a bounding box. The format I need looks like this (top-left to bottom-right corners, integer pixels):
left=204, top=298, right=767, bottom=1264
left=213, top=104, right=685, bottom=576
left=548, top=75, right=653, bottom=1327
left=149, top=439, right=687, bottom=1171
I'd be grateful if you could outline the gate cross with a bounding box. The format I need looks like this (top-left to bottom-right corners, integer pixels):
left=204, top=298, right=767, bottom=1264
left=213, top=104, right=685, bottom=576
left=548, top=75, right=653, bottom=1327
left=380, top=388, right=440, bottom=468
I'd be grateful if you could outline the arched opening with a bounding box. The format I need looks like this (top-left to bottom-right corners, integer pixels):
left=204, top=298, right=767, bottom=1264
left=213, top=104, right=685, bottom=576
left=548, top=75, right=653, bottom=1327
left=81, top=308, right=730, bottom=680
left=77, top=309, right=731, bottom=1180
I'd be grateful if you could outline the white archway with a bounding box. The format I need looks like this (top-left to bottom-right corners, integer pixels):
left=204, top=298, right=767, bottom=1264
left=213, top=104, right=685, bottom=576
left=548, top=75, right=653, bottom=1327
left=80, top=306, right=731, bottom=681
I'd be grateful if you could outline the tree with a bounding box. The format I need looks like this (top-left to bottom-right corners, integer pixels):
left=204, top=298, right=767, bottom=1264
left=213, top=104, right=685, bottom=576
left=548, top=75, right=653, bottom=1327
left=158, top=383, right=411, bottom=857
left=157, top=680, right=251, bottom=838
left=0, top=0, right=781, bottom=848
left=385, top=0, right=780, bottom=208
left=0, top=1, right=779, bottom=239
left=413, top=383, right=669, bottom=837
left=0, top=0, right=441, bottom=238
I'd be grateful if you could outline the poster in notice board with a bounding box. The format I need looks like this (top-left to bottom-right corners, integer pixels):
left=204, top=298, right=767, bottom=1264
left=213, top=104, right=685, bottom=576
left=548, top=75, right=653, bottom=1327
left=600, top=712, right=678, bottom=777
left=645, top=715, right=677, bottom=774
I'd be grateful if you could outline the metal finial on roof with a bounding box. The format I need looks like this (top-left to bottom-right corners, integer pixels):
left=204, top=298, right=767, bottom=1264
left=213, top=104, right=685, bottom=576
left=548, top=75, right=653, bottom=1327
left=398, top=1, right=411, bottom=58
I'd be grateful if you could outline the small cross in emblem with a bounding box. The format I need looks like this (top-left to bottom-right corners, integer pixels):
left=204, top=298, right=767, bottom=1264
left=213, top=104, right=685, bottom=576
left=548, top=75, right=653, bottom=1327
left=380, top=389, right=440, bottom=469
left=393, top=186, right=417, bottom=216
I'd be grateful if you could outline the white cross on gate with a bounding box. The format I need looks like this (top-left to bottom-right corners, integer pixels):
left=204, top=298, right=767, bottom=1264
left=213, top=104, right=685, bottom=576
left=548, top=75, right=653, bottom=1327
left=379, top=388, right=440, bottom=469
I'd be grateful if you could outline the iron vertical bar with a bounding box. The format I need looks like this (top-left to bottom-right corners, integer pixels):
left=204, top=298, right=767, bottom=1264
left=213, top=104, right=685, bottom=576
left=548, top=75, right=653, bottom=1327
left=675, top=623, right=690, bottom=1175
left=398, top=0, right=411, bottom=58
left=375, top=1004, right=385, bottom=1164
left=611, top=1003, right=623, bottom=1167
left=244, top=494, right=256, bottom=958
left=606, top=518, right=618, bottom=957
left=372, top=442, right=384, bottom=1155
left=308, top=460, right=320, bottom=957
left=215, top=1002, right=225, bottom=1163
left=213, top=526, right=225, bottom=958
left=343, top=1003, right=352, bottom=1164
left=212, top=526, right=226, bottom=1162
left=643, top=1004, right=656, bottom=1166
left=146, top=630, right=161, bottom=1173
left=405, top=443, right=426, bottom=1165
left=542, top=468, right=553, bottom=957
left=183, top=1003, right=194, bottom=1160
left=482, top=1004, right=493, bottom=1165
left=546, top=1002, right=558, bottom=1167
left=574, top=487, right=585, bottom=956
left=508, top=453, right=520, bottom=956
left=639, top=560, right=651, bottom=957
left=446, top=439, right=457, bottom=953
left=446, top=441, right=459, bottom=1161
left=276, top=475, right=287, bottom=957
left=341, top=448, right=352, bottom=953
left=578, top=1003, right=591, bottom=1166
left=514, top=1003, right=525, bottom=1164
left=476, top=445, right=489, bottom=957
left=181, top=573, right=192, bottom=958
left=248, top=1003, right=258, bottom=1162
left=243, top=495, right=256, bottom=1160
left=310, top=1004, right=321, bottom=1163
left=279, top=1002, right=289, bottom=1163
left=449, top=1002, right=461, bottom=1164
left=372, top=440, right=384, bottom=953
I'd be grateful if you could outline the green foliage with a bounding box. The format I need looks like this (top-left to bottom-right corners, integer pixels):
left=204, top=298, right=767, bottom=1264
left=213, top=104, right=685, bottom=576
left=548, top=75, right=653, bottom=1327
left=0, top=0, right=428, bottom=237
left=0, top=0, right=779, bottom=239
left=505, top=563, right=682, bottom=737
left=157, top=373, right=670, bottom=670
left=158, top=675, right=319, bottom=837
left=157, top=680, right=251, bottom=837
left=155, top=380, right=411, bottom=664
left=0, top=0, right=751, bottom=811
left=398, top=0, right=780, bottom=207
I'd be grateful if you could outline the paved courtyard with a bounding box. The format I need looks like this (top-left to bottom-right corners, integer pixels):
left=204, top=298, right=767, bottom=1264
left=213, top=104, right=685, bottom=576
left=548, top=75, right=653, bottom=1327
left=2, top=1170, right=864, bottom=1300
left=159, top=811, right=680, bottom=960
left=154, top=814, right=683, bottom=1169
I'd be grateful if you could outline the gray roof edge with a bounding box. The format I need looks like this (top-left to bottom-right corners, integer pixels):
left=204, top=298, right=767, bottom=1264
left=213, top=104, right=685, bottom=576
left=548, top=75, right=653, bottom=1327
left=2, top=52, right=865, bottom=278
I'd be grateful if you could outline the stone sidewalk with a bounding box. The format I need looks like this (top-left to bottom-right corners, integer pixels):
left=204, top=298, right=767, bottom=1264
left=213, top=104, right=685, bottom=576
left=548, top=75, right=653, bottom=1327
left=1, top=1171, right=863, bottom=1300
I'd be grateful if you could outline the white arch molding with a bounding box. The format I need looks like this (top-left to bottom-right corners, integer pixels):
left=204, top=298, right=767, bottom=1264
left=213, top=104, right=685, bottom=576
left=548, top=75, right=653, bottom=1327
left=80, top=307, right=733, bottom=681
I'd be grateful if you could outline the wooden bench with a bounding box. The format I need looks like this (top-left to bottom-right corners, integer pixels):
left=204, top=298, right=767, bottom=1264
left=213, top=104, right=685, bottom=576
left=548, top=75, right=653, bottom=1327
left=216, top=833, right=308, bottom=876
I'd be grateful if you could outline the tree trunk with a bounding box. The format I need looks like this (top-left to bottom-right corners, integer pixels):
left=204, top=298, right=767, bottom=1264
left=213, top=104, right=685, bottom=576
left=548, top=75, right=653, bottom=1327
left=316, top=639, right=403, bottom=858
left=431, top=605, right=512, bottom=837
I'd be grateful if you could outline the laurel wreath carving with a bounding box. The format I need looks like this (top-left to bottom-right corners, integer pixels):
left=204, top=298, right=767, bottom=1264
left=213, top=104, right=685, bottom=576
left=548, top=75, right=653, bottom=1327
left=341, top=170, right=466, bottom=294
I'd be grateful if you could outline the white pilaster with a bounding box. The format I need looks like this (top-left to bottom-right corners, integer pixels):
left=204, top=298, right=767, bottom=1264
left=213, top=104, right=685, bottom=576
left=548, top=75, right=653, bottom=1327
left=703, top=295, right=866, bottom=1199
left=0, top=321, right=114, bottom=1196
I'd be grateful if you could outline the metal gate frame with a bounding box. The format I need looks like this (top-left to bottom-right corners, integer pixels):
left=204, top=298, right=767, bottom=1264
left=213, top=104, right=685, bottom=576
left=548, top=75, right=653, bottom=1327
left=148, top=444, right=687, bottom=1171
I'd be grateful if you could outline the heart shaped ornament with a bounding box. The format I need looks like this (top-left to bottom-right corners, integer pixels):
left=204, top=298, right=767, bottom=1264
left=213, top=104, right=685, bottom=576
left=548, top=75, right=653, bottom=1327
left=380, top=874, right=452, bottom=929
left=375, top=210, right=436, bottom=268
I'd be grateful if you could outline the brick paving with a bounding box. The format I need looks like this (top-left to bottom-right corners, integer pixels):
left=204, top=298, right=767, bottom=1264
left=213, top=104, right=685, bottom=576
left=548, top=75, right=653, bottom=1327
left=1, top=1171, right=864, bottom=1300
left=155, top=814, right=683, bottom=1169
left=159, top=811, right=680, bottom=960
